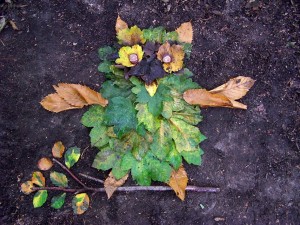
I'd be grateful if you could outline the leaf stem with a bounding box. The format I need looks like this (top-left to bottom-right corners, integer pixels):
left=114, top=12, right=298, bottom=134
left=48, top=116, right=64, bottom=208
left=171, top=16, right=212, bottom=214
left=52, top=158, right=88, bottom=188
left=79, top=173, right=104, bottom=184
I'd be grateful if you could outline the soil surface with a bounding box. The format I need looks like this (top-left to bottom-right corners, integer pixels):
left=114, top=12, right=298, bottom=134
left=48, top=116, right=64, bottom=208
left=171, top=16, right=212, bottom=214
left=1, top=0, right=299, bottom=224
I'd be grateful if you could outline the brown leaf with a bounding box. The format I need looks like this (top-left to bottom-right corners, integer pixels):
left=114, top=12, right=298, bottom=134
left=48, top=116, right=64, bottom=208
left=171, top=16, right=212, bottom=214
left=209, top=76, right=255, bottom=100
left=9, top=20, right=19, bottom=30
left=176, top=22, right=193, bottom=43
left=104, top=172, right=128, bottom=199
left=40, top=93, right=80, bottom=113
left=183, top=89, right=233, bottom=108
left=168, top=166, right=188, bottom=201
left=38, top=157, right=53, bottom=171
left=116, top=15, right=128, bottom=33
left=21, top=181, right=34, bottom=195
left=52, top=141, right=65, bottom=158
left=32, top=171, right=45, bottom=187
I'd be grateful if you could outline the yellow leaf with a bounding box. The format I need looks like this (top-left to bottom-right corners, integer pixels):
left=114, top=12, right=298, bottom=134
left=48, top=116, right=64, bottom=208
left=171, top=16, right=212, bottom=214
left=21, top=181, right=34, bottom=195
left=116, top=15, right=128, bottom=33
left=52, top=141, right=65, bottom=158
left=32, top=171, right=45, bottom=187
left=145, top=81, right=158, bottom=97
left=37, top=157, right=53, bottom=171
left=104, top=172, right=128, bottom=199
left=209, top=76, right=255, bottom=100
left=183, top=89, right=233, bottom=108
left=117, top=25, right=146, bottom=46
left=72, top=193, right=90, bottom=215
left=168, top=166, right=188, bottom=201
left=40, top=93, right=80, bottom=113
left=176, top=22, right=193, bottom=43
left=116, top=45, right=144, bottom=67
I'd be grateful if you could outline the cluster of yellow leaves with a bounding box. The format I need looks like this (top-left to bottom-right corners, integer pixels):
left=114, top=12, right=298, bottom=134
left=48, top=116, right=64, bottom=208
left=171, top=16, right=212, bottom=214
left=40, top=83, right=108, bottom=112
left=104, top=172, right=129, bottom=199
left=183, top=76, right=255, bottom=109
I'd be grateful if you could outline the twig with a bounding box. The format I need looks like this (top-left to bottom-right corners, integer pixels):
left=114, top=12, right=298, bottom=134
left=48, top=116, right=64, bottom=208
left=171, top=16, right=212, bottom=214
left=79, top=173, right=104, bottom=184
left=52, top=158, right=88, bottom=188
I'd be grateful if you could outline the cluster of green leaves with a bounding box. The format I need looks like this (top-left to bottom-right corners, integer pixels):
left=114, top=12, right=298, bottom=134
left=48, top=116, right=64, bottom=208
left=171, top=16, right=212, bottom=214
left=81, top=47, right=206, bottom=185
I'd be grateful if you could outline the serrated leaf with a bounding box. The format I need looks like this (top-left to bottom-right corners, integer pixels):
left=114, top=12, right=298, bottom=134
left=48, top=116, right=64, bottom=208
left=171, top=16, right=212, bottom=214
left=166, top=144, right=182, bottom=170
left=111, top=160, right=129, bottom=180
left=176, top=22, right=193, bottom=43
left=116, top=15, right=128, bottom=33
left=98, top=61, right=112, bottom=73
left=162, top=101, right=173, bottom=119
left=143, top=27, right=165, bottom=42
left=181, top=148, right=203, bottom=165
left=120, top=152, right=136, bottom=170
left=104, top=96, right=137, bottom=138
left=100, top=80, right=133, bottom=100
left=33, top=190, right=48, bottom=208
left=98, top=46, right=115, bottom=60
left=64, top=147, right=80, bottom=169
left=52, top=141, right=65, bottom=158
left=104, top=172, right=128, bottom=199
left=169, top=117, right=201, bottom=152
left=81, top=105, right=105, bottom=128
left=37, top=157, right=53, bottom=171
left=145, top=82, right=158, bottom=97
left=136, top=103, right=160, bottom=133
left=51, top=193, right=66, bottom=209
left=72, top=193, right=89, bottom=215
left=131, top=160, right=151, bottom=186
left=21, top=181, right=34, bottom=195
left=90, top=126, right=109, bottom=148
left=32, top=171, right=45, bottom=187
left=168, top=166, right=188, bottom=201
left=50, top=171, right=68, bottom=187
left=145, top=153, right=172, bottom=182
left=92, top=147, right=120, bottom=170
left=172, top=106, right=202, bottom=125
left=117, top=25, right=145, bottom=46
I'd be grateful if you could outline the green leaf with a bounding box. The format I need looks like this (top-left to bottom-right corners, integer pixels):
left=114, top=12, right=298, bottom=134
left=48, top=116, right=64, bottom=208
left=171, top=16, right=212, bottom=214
left=111, top=160, right=129, bottom=180
left=150, top=120, right=172, bottom=160
left=183, top=43, right=192, bottom=59
left=136, top=103, right=160, bottom=133
left=162, top=31, right=179, bottom=42
left=50, top=171, right=68, bottom=187
left=181, top=148, right=204, bottom=165
left=72, top=193, right=90, bottom=215
left=162, top=101, right=173, bottom=119
left=172, top=106, right=202, bottom=125
left=92, top=147, right=120, bottom=170
left=145, top=153, right=172, bottom=182
left=98, top=61, right=112, bottom=73
left=90, top=126, right=109, bottom=148
left=121, top=152, right=136, bottom=170
left=98, top=46, right=115, bottom=60
left=64, top=147, right=80, bottom=169
left=81, top=105, right=105, bottom=128
left=143, top=27, right=165, bottom=43
left=166, top=143, right=182, bottom=170
left=131, top=160, right=151, bottom=186
left=169, top=117, right=201, bottom=152
left=51, top=193, right=66, bottom=209
left=104, top=96, right=137, bottom=138
left=100, top=80, right=133, bottom=100
left=33, top=190, right=48, bottom=208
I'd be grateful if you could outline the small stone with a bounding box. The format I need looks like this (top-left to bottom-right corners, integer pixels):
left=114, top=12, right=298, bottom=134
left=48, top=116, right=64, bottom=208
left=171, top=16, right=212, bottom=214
left=163, top=55, right=172, bottom=63
left=129, top=54, right=138, bottom=64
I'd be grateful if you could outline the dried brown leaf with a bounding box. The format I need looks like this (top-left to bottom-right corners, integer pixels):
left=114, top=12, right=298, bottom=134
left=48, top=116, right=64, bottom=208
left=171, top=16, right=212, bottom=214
left=40, top=93, right=80, bottom=113
left=38, top=157, right=53, bottom=171
left=21, top=181, right=34, bottom=195
left=183, top=89, right=233, bottom=108
left=168, top=165, right=188, bottom=201
left=52, top=141, right=65, bottom=158
left=9, top=20, right=19, bottom=30
left=209, top=76, right=255, bottom=100
left=104, top=172, right=128, bottom=199
left=53, top=84, right=87, bottom=107
left=176, top=22, right=193, bottom=43
left=116, top=15, right=128, bottom=33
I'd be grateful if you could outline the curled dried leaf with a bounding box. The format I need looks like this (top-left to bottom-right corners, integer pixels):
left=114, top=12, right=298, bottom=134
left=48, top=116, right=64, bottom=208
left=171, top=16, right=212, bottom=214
left=21, top=181, right=34, bottom=195
left=209, top=76, right=255, bottom=100
left=104, top=172, right=128, bottom=199
left=168, top=166, right=188, bottom=201
left=52, top=141, right=65, bottom=158
left=176, top=22, right=193, bottom=43
left=38, top=157, right=53, bottom=171
left=116, top=15, right=128, bottom=33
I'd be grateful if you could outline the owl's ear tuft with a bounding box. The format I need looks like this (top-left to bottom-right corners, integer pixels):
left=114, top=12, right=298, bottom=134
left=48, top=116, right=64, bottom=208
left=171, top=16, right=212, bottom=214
left=176, top=22, right=193, bottom=44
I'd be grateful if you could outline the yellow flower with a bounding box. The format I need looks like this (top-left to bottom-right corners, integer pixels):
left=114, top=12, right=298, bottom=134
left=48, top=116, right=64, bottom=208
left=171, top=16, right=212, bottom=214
left=116, top=45, right=144, bottom=67
left=157, top=42, right=185, bottom=73
left=117, top=26, right=146, bottom=46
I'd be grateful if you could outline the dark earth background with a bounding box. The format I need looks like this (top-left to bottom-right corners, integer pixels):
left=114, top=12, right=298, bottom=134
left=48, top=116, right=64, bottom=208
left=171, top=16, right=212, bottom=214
left=1, top=0, right=299, bottom=224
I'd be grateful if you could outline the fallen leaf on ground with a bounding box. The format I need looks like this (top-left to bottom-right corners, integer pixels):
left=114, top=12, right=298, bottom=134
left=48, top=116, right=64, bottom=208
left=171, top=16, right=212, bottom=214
left=176, top=22, right=193, bottom=43
left=21, top=181, right=34, bottom=195
left=72, top=193, right=90, bottom=215
left=52, top=141, right=65, bottom=158
left=40, top=93, right=80, bottom=112
left=116, top=15, right=128, bottom=33
left=209, top=76, right=255, bottom=100
left=32, top=171, right=45, bottom=187
left=9, top=20, right=19, bottom=30
left=38, top=157, right=53, bottom=171
left=104, top=172, right=128, bottom=199
left=168, top=165, right=188, bottom=201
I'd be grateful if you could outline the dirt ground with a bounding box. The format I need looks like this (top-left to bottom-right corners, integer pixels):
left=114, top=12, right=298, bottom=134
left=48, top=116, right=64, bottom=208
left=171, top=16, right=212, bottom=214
left=0, top=0, right=299, bottom=224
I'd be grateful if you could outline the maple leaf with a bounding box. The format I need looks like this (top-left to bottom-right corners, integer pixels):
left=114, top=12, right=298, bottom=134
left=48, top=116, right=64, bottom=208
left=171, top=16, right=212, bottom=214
left=168, top=165, right=188, bottom=201
left=115, top=15, right=128, bottom=33
left=117, top=25, right=146, bottom=46
left=104, top=172, right=128, bottom=199
left=176, top=22, right=193, bottom=43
